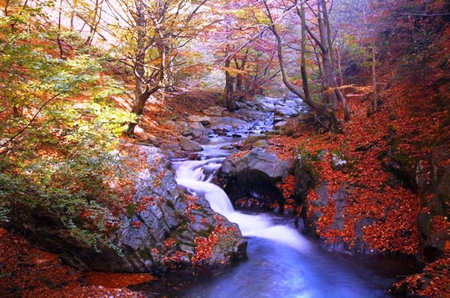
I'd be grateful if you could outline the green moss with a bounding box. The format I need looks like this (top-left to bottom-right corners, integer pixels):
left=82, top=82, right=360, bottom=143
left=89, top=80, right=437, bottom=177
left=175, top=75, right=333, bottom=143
left=126, top=203, right=136, bottom=218
left=138, top=248, right=152, bottom=260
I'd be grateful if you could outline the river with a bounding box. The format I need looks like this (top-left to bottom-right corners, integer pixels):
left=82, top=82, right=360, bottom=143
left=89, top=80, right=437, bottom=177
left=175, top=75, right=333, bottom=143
left=132, top=130, right=416, bottom=297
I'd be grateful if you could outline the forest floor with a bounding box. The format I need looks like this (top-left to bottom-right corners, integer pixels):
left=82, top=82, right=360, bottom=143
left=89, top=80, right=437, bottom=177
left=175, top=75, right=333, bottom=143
left=1, top=77, right=449, bottom=297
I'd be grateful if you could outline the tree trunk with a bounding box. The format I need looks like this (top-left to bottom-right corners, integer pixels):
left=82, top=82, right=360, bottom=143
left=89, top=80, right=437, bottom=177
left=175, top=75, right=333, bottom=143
left=224, top=57, right=235, bottom=112
left=300, top=2, right=311, bottom=104
left=127, top=0, right=160, bottom=136
left=264, top=0, right=338, bottom=131
left=84, top=0, right=104, bottom=47
left=317, top=0, right=337, bottom=110
left=127, top=84, right=160, bottom=136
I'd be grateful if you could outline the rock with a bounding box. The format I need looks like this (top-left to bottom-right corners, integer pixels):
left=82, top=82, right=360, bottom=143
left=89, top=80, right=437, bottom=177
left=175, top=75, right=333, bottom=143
left=274, top=120, right=287, bottom=130
left=415, top=146, right=450, bottom=262
left=218, top=148, right=288, bottom=207
left=182, top=122, right=207, bottom=139
left=252, top=139, right=269, bottom=149
left=236, top=108, right=266, bottom=122
left=274, top=105, right=299, bottom=118
left=148, top=135, right=161, bottom=147
left=245, top=101, right=256, bottom=108
left=331, top=151, right=348, bottom=171
left=133, top=125, right=150, bottom=141
left=6, top=146, right=246, bottom=273
left=188, top=115, right=211, bottom=126
left=209, top=116, right=249, bottom=132
left=220, top=145, right=235, bottom=150
left=255, top=97, right=277, bottom=112
left=179, top=137, right=203, bottom=152
left=353, top=217, right=377, bottom=253
left=242, top=134, right=267, bottom=147
left=203, top=106, right=224, bottom=116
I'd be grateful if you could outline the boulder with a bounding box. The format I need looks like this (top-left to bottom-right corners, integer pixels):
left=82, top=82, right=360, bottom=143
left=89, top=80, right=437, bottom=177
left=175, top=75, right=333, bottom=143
left=274, top=104, right=299, bottom=118
left=242, top=134, right=267, bottom=148
left=180, top=137, right=203, bottom=152
left=255, top=97, right=277, bottom=112
left=252, top=139, right=269, bottom=149
left=133, top=125, right=150, bottom=141
left=182, top=122, right=207, bottom=139
left=218, top=148, right=288, bottom=208
left=203, top=106, right=224, bottom=117
left=5, top=146, right=247, bottom=273
left=188, top=115, right=211, bottom=126
left=274, top=120, right=287, bottom=130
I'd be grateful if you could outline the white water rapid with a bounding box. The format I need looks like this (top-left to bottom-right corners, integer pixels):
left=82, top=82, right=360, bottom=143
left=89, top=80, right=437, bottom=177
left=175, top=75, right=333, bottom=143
left=174, top=158, right=310, bottom=252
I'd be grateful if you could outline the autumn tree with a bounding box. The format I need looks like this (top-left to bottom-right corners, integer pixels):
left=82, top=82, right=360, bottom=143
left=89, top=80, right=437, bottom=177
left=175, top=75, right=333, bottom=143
left=0, top=0, right=136, bottom=250
left=102, top=0, right=209, bottom=135
left=212, top=0, right=280, bottom=111
left=261, top=0, right=344, bottom=130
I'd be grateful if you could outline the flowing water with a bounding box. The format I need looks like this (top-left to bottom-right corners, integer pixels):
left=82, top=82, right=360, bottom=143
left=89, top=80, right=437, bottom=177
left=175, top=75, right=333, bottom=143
left=133, top=109, right=417, bottom=297
left=169, top=153, right=415, bottom=298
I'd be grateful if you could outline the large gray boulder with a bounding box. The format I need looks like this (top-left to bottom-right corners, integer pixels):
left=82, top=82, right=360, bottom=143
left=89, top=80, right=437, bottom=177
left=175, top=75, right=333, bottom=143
left=180, top=136, right=203, bottom=152
left=218, top=148, right=288, bottom=208
left=5, top=146, right=246, bottom=273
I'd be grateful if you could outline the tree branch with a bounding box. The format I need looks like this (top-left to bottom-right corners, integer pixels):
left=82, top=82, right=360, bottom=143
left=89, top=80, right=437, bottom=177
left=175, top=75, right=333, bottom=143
left=217, top=1, right=303, bottom=67
left=0, top=92, right=63, bottom=154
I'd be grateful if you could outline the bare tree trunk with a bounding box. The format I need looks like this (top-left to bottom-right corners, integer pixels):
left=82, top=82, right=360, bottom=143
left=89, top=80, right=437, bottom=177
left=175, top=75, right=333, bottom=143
left=84, top=0, right=104, bottom=46
left=317, top=0, right=337, bottom=110
left=224, top=50, right=235, bottom=112
left=234, top=48, right=248, bottom=101
left=300, top=1, right=311, bottom=104
left=336, top=47, right=344, bottom=87
left=127, top=85, right=160, bottom=135
left=305, top=0, right=349, bottom=122
left=57, top=0, right=65, bottom=59
left=127, top=0, right=160, bottom=136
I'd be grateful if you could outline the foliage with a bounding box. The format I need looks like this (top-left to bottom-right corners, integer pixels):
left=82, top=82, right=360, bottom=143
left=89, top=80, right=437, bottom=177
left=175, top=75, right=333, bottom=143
left=0, top=227, right=146, bottom=297
left=0, top=2, right=137, bottom=252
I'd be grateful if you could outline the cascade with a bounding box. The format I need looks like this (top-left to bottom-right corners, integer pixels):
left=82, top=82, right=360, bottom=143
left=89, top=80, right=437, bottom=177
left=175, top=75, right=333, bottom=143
left=173, top=157, right=310, bottom=251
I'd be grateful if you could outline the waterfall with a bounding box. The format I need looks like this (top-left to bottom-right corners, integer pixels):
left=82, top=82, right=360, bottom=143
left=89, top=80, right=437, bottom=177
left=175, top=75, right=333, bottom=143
left=174, top=158, right=310, bottom=252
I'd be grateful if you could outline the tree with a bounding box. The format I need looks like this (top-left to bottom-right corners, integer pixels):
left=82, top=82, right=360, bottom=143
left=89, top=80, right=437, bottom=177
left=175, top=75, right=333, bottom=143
left=307, top=0, right=350, bottom=121
left=0, top=0, right=136, bottom=251
left=212, top=0, right=280, bottom=111
left=262, top=0, right=341, bottom=130
left=103, top=0, right=209, bottom=135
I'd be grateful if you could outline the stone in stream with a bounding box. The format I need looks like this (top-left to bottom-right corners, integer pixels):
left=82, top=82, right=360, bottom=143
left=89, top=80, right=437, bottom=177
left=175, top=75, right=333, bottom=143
left=218, top=148, right=288, bottom=209
left=179, top=136, right=203, bottom=152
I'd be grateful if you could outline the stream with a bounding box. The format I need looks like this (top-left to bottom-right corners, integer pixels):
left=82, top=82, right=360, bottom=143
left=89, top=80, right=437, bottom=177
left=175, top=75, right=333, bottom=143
left=133, top=105, right=417, bottom=297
